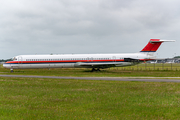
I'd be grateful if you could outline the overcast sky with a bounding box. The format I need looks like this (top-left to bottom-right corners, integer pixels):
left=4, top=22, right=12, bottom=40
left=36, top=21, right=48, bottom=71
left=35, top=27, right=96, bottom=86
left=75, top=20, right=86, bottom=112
left=0, top=0, right=179, bottom=59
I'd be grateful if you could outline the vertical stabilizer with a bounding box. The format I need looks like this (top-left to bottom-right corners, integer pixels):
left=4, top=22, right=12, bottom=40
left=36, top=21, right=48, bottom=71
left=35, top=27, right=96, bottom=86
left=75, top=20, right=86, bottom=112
left=140, top=39, right=175, bottom=53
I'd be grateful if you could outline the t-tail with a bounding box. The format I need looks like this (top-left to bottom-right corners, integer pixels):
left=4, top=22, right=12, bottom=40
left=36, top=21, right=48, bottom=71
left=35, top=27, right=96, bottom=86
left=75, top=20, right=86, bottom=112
left=140, top=39, right=175, bottom=53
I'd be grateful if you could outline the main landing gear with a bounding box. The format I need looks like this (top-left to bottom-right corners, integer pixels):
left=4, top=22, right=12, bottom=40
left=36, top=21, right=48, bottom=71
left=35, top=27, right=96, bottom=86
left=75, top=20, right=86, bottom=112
left=91, top=68, right=101, bottom=72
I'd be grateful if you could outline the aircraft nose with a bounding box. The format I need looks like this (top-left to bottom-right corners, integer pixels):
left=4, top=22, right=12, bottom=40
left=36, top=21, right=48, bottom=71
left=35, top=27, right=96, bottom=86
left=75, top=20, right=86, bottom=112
left=3, top=63, right=11, bottom=69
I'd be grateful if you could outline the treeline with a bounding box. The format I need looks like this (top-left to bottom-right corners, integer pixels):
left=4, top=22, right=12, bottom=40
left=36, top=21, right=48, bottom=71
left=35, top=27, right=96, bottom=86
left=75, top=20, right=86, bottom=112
left=0, top=59, right=12, bottom=62
left=174, top=56, right=180, bottom=58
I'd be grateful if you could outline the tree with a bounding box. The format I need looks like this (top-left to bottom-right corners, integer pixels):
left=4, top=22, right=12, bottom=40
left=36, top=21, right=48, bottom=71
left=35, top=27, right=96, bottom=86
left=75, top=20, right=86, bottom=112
left=174, top=56, right=180, bottom=58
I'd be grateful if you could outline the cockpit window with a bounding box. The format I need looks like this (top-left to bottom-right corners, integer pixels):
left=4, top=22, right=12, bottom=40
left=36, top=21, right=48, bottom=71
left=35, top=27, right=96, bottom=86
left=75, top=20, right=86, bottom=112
left=13, top=57, right=17, bottom=61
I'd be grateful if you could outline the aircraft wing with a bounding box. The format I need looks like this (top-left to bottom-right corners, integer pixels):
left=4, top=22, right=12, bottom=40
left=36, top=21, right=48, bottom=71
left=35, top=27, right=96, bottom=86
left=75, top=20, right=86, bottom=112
left=75, top=62, right=120, bottom=68
left=75, top=58, right=142, bottom=68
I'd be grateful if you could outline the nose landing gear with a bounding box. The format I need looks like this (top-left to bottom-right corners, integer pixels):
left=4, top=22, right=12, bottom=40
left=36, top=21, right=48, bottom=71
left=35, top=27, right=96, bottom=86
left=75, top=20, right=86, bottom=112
left=10, top=68, right=14, bottom=73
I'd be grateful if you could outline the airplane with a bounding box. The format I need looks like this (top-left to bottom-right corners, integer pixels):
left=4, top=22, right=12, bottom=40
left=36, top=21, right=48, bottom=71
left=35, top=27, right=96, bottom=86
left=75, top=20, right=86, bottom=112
left=3, top=39, right=175, bottom=72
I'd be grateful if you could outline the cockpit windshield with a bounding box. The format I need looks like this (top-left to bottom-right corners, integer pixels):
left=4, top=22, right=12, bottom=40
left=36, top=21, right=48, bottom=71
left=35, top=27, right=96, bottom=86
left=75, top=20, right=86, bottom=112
left=13, top=57, right=17, bottom=61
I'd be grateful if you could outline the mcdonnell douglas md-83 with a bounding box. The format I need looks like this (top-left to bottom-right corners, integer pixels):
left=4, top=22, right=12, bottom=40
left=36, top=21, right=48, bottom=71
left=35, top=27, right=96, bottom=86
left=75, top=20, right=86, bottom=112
left=3, top=39, right=175, bottom=72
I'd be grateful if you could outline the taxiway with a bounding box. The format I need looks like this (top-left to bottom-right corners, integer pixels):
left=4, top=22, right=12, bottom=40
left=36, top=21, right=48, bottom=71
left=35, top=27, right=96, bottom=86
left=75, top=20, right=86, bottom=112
left=0, top=75, right=180, bottom=82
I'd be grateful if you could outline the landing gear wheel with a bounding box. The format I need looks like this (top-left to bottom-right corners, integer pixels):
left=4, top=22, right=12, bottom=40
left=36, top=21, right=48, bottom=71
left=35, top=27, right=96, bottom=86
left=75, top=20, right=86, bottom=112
left=91, top=68, right=96, bottom=72
left=91, top=68, right=101, bottom=72
left=10, top=69, right=14, bottom=73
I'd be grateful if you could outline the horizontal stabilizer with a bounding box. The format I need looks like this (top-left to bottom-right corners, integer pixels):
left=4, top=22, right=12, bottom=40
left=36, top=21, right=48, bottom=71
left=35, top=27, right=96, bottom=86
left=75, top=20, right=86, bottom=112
left=150, top=39, right=175, bottom=43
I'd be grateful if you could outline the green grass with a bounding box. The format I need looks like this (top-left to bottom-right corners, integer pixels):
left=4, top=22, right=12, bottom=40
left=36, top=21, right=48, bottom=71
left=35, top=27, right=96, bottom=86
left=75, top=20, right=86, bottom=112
left=1, top=64, right=180, bottom=119
left=0, top=77, right=180, bottom=119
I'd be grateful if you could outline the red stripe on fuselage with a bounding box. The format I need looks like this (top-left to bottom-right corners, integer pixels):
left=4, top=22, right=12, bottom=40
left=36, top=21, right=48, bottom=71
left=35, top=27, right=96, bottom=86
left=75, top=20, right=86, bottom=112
left=5, top=59, right=153, bottom=64
left=5, top=59, right=124, bottom=64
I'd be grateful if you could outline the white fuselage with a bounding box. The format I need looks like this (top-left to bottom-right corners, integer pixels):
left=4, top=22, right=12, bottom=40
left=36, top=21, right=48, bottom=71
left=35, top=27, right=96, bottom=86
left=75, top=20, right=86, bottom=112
left=3, top=52, right=154, bottom=69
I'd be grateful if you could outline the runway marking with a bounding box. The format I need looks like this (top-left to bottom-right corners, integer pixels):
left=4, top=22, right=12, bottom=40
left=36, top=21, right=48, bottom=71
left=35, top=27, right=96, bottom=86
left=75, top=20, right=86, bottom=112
left=0, top=75, right=180, bottom=82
